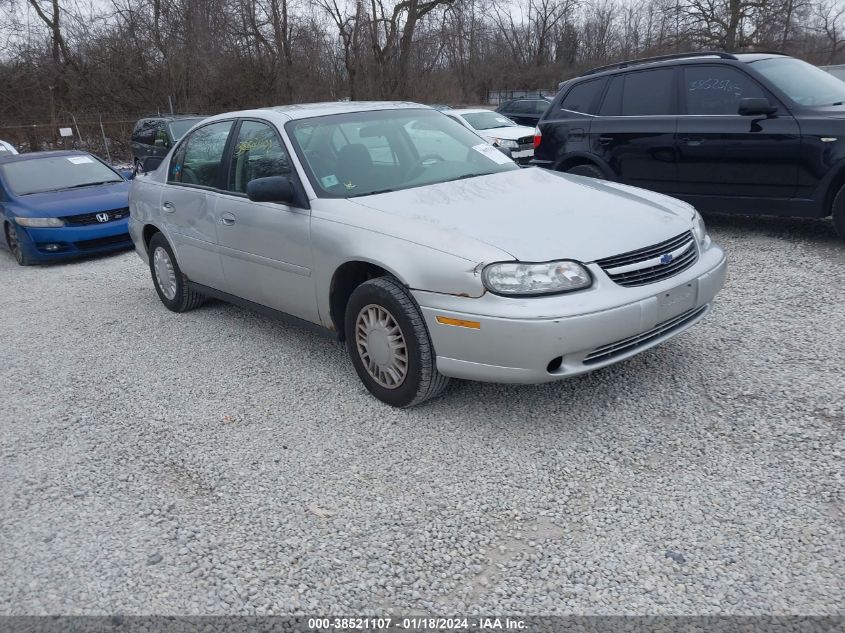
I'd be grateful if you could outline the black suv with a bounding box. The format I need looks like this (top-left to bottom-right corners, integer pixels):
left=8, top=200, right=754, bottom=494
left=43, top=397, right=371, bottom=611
left=130, top=115, right=205, bottom=173
left=533, top=51, right=845, bottom=237
left=495, top=98, right=552, bottom=126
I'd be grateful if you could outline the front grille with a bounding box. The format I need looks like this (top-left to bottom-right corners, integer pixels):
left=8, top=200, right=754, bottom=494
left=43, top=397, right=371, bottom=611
left=583, top=305, right=708, bottom=365
left=74, top=233, right=132, bottom=250
left=63, top=207, right=129, bottom=226
left=596, top=231, right=697, bottom=287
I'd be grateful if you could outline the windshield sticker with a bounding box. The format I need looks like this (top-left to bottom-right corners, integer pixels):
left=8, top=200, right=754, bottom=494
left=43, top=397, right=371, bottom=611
left=472, top=143, right=512, bottom=165
left=344, top=180, right=357, bottom=190
left=67, top=156, right=94, bottom=165
left=320, top=174, right=339, bottom=188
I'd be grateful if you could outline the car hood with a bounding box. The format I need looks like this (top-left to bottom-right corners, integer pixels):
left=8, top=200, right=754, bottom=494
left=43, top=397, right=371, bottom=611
left=478, top=126, right=535, bottom=141
left=349, top=168, right=696, bottom=263
left=12, top=180, right=131, bottom=217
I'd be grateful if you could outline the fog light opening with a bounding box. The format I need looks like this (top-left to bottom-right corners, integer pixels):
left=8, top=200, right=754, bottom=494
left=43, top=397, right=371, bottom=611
left=546, top=356, right=563, bottom=373
left=44, top=244, right=60, bottom=251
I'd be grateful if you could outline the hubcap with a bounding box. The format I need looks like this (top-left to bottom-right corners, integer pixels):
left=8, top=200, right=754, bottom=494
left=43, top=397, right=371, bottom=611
left=153, top=247, right=177, bottom=300
left=355, top=304, right=408, bottom=389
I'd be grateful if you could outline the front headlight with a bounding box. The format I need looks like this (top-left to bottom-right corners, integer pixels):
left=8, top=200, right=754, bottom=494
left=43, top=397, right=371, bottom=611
left=482, top=260, right=592, bottom=296
left=494, top=139, right=519, bottom=149
left=691, top=211, right=710, bottom=248
left=15, top=217, right=64, bottom=227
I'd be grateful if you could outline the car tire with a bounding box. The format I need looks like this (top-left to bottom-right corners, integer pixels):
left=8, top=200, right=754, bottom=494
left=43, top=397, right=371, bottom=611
left=5, top=222, right=30, bottom=266
left=832, top=183, right=845, bottom=239
left=345, top=276, right=449, bottom=408
left=147, top=232, right=205, bottom=312
left=566, top=163, right=605, bottom=179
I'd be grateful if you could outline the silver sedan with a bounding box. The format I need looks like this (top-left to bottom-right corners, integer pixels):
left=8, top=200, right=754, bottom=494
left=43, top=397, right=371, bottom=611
left=128, top=102, right=726, bottom=407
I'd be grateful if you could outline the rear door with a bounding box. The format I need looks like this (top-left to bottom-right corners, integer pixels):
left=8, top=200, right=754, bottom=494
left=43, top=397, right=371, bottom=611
left=213, top=119, right=317, bottom=322
left=675, top=64, right=800, bottom=205
left=162, top=120, right=233, bottom=287
left=589, top=68, right=680, bottom=193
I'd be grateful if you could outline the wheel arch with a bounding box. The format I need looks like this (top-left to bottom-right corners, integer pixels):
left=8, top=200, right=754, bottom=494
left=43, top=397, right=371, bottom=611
left=822, top=161, right=845, bottom=218
left=554, top=153, right=617, bottom=180
left=329, top=259, right=410, bottom=340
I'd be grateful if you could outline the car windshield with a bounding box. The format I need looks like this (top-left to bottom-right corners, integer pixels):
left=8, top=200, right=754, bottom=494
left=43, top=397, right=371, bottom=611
left=461, top=112, right=517, bottom=130
left=168, top=118, right=203, bottom=140
left=753, top=57, right=845, bottom=106
left=287, top=108, right=519, bottom=198
left=0, top=154, right=122, bottom=195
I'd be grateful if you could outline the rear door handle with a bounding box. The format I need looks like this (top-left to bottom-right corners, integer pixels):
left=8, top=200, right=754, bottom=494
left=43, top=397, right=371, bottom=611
left=598, top=136, right=613, bottom=145
left=681, top=137, right=704, bottom=146
left=162, top=201, right=175, bottom=213
left=220, top=212, right=236, bottom=226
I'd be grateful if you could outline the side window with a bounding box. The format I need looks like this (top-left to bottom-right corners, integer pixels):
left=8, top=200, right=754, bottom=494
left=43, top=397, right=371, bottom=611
left=228, top=120, right=291, bottom=194
left=684, top=66, right=767, bottom=115
left=168, top=120, right=233, bottom=187
left=599, top=76, right=623, bottom=116
left=560, top=79, right=606, bottom=114
left=132, top=119, right=157, bottom=144
left=621, top=69, right=676, bottom=116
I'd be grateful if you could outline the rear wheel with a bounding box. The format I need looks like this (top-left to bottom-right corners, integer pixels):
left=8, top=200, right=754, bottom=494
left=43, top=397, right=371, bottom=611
left=147, top=232, right=205, bottom=312
left=345, top=276, right=449, bottom=408
left=566, top=163, right=605, bottom=179
left=5, top=222, right=29, bottom=266
left=832, top=183, right=845, bottom=239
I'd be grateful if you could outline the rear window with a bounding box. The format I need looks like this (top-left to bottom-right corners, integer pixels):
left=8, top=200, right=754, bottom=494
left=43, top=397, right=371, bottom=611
left=599, top=69, right=676, bottom=116
left=560, top=79, right=606, bottom=114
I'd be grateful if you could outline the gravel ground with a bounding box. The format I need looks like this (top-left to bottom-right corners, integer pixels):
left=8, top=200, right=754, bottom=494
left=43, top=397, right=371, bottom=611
left=0, top=214, right=842, bottom=616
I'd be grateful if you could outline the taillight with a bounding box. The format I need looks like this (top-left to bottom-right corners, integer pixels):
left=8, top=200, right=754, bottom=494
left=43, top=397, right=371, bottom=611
left=533, top=126, right=542, bottom=149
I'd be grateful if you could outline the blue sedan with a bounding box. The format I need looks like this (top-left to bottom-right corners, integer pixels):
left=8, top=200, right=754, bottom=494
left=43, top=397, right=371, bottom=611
left=0, top=150, right=132, bottom=265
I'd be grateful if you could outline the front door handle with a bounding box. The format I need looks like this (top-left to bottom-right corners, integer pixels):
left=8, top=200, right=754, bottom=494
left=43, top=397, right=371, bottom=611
left=162, top=201, right=175, bottom=213
left=220, top=212, right=236, bottom=226
left=681, top=137, right=704, bottom=146
left=598, top=136, right=613, bottom=145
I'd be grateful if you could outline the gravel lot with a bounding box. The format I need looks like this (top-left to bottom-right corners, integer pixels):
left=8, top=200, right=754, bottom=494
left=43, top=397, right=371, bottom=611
left=0, top=214, right=842, bottom=616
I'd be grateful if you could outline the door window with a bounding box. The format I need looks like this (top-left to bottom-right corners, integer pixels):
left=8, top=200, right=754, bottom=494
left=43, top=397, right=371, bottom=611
left=132, top=119, right=158, bottom=144
left=620, top=69, right=676, bottom=116
left=228, top=120, right=291, bottom=194
left=168, top=120, right=233, bottom=188
left=561, top=79, right=606, bottom=114
left=684, top=66, right=767, bottom=115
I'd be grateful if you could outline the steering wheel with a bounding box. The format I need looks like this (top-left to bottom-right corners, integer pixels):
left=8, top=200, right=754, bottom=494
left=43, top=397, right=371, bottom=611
left=406, top=153, right=446, bottom=179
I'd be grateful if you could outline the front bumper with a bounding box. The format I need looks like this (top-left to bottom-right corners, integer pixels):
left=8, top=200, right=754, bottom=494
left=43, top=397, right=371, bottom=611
left=414, top=244, right=727, bottom=384
left=16, top=220, right=132, bottom=263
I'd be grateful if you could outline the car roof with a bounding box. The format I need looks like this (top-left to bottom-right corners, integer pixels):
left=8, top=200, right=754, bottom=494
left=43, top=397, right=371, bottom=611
left=191, top=101, right=431, bottom=127
left=0, top=150, right=92, bottom=165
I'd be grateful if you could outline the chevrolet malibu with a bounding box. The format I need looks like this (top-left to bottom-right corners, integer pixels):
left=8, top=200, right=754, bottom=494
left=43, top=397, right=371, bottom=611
left=1, top=151, right=132, bottom=265
left=128, top=102, right=727, bottom=407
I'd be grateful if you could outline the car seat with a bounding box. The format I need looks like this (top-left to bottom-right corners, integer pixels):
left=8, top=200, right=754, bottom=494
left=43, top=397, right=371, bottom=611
left=335, top=144, right=375, bottom=192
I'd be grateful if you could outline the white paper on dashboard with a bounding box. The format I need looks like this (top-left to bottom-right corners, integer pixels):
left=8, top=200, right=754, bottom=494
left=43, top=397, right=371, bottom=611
left=472, top=143, right=513, bottom=165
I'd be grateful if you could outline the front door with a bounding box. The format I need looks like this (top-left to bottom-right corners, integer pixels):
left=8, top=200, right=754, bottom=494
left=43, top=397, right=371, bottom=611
left=589, top=67, right=680, bottom=193
left=214, top=119, right=318, bottom=323
left=674, top=64, right=800, bottom=207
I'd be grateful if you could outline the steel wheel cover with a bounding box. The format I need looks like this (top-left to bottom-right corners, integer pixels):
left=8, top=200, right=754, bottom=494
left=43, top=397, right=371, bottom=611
left=355, top=304, right=409, bottom=389
left=153, top=246, right=178, bottom=300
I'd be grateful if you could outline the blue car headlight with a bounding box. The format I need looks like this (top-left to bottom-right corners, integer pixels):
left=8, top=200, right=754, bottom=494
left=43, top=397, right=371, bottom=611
left=15, top=217, right=64, bottom=228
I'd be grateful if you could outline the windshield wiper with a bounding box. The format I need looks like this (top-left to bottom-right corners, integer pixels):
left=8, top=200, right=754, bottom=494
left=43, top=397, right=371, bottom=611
left=59, top=180, right=121, bottom=190
left=349, top=188, right=395, bottom=198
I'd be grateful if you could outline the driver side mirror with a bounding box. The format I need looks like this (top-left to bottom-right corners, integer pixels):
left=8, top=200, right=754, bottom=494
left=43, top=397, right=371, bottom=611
left=738, top=98, right=777, bottom=117
left=141, top=156, right=164, bottom=174
left=247, top=176, right=307, bottom=208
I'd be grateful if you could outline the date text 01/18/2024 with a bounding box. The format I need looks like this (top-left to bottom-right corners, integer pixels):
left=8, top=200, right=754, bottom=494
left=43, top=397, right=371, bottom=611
left=307, top=617, right=527, bottom=630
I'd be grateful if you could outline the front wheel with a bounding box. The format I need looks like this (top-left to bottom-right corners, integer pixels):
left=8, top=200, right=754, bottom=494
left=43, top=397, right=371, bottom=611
left=147, top=232, right=205, bottom=312
left=832, top=183, right=845, bottom=239
left=5, top=222, right=30, bottom=266
left=345, top=276, right=449, bottom=408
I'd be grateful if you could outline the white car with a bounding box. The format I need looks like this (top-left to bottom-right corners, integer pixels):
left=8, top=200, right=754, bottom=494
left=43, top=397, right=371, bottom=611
left=0, top=141, right=18, bottom=157
left=444, top=108, right=535, bottom=163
